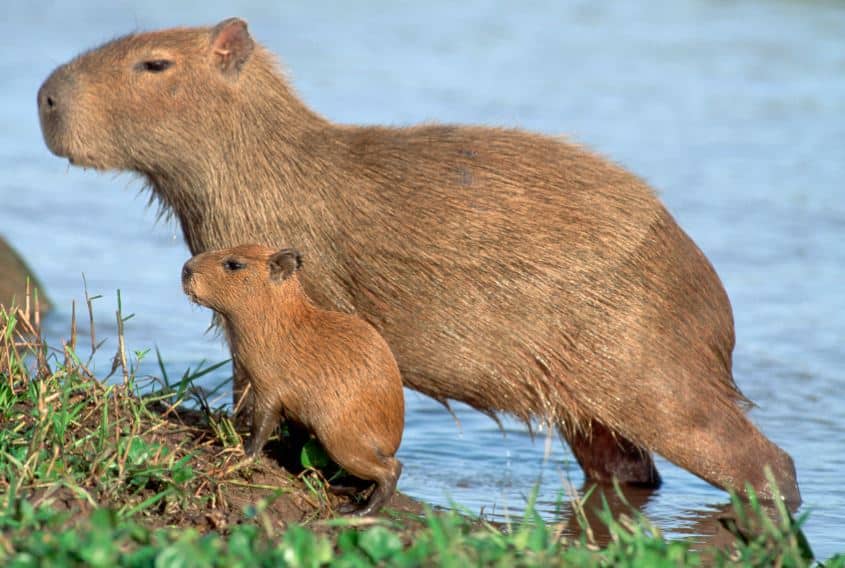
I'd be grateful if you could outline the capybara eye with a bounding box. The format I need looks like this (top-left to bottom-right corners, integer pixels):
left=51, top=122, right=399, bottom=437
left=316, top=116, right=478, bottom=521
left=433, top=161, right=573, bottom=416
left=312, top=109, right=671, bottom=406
left=223, top=259, right=246, bottom=271
left=135, top=59, right=174, bottom=73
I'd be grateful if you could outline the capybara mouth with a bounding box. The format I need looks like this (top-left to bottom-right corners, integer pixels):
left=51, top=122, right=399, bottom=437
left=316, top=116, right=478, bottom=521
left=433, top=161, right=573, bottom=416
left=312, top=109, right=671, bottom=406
left=182, top=280, right=211, bottom=309
left=42, top=137, right=106, bottom=170
left=39, top=128, right=70, bottom=160
left=184, top=288, right=208, bottom=308
left=65, top=151, right=111, bottom=171
left=181, top=278, right=202, bottom=306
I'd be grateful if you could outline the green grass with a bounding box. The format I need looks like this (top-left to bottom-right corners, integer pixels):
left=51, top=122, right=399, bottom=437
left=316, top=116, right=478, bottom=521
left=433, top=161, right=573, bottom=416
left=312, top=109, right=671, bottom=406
left=0, top=296, right=841, bottom=567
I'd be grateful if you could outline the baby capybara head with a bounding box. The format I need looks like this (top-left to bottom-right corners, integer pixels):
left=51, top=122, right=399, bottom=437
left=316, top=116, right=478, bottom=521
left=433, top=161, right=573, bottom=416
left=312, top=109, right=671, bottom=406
left=182, top=244, right=302, bottom=316
left=37, top=18, right=260, bottom=171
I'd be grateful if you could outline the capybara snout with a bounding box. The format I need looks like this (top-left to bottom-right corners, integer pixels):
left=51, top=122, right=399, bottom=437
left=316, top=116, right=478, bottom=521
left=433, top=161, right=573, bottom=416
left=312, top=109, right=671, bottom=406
left=37, top=65, right=73, bottom=160
left=183, top=244, right=404, bottom=515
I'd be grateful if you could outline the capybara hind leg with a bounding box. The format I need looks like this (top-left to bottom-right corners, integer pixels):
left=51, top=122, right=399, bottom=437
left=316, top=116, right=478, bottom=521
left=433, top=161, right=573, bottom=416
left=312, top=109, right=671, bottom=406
left=653, top=410, right=800, bottom=506
left=338, top=458, right=402, bottom=516
left=563, top=421, right=661, bottom=488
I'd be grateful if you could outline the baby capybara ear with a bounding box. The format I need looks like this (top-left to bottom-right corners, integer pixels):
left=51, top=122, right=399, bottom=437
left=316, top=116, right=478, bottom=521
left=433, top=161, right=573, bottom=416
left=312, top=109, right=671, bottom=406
left=268, top=248, right=303, bottom=282
left=210, top=17, right=254, bottom=78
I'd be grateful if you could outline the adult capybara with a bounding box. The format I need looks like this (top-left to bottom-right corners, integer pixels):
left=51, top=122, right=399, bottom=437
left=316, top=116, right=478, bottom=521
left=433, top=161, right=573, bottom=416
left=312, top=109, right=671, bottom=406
left=37, top=17, right=800, bottom=504
left=182, top=244, right=404, bottom=515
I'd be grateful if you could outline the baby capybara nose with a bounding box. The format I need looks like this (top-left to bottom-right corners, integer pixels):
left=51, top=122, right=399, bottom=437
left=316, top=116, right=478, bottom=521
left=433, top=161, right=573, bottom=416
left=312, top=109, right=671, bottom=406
left=181, top=263, right=193, bottom=284
left=38, top=71, right=64, bottom=115
left=37, top=87, right=55, bottom=112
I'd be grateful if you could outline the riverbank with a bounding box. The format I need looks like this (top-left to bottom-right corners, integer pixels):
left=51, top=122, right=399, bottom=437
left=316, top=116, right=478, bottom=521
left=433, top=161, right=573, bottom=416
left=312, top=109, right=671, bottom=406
left=0, top=301, right=831, bottom=566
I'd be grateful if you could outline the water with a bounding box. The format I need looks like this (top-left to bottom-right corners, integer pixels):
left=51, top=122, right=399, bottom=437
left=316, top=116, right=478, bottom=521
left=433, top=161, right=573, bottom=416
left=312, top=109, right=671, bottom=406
left=3, top=0, right=843, bottom=558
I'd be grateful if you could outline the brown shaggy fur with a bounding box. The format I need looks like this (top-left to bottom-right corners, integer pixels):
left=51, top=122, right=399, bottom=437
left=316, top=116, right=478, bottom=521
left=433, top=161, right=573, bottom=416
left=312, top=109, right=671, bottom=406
left=38, top=17, right=800, bottom=504
left=183, top=244, right=404, bottom=515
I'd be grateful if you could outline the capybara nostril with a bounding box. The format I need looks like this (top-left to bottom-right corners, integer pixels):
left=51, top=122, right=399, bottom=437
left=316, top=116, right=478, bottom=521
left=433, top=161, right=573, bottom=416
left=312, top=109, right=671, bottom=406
left=181, top=263, right=193, bottom=283
left=37, top=86, right=53, bottom=113
left=37, top=81, right=59, bottom=114
left=37, top=66, right=75, bottom=117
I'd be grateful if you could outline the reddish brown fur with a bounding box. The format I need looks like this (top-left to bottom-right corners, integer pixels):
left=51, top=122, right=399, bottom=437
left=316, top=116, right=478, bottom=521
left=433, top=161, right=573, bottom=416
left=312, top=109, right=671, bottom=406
left=38, top=18, right=800, bottom=504
left=182, top=244, right=404, bottom=515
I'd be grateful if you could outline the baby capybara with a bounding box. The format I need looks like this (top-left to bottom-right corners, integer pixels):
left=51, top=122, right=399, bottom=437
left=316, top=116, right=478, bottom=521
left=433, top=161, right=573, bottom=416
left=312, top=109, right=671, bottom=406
left=182, top=244, right=404, bottom=516
left=39, top=17, right=799, bottom=504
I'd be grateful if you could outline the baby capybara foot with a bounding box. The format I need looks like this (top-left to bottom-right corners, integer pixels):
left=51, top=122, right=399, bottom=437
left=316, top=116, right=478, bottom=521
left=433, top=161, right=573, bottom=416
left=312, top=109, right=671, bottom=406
left=337, top=459, right=402, bottom=516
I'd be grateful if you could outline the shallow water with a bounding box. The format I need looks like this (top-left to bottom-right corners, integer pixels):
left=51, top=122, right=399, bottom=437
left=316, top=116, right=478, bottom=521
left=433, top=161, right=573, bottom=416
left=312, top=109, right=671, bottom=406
left=2, top=0, right=844, bottom=558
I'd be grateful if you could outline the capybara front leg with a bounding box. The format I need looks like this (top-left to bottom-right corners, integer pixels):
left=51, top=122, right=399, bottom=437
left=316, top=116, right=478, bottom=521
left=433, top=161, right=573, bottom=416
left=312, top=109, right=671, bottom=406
left=563, top=420, right=661, bottom=488
left=243, top=405, right=278, bottom=457
left=231, top=358, right=254, bottom=428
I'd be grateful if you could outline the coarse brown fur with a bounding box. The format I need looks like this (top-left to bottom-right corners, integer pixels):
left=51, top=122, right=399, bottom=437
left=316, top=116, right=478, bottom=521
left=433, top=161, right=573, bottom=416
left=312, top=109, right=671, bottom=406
left=38, top=18, right=800, bottom=504
left=182, top=244, right=404, bottom=515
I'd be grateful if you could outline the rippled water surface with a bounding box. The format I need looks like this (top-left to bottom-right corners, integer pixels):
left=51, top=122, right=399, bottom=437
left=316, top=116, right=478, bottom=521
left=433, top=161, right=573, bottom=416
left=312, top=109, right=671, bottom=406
left=2, top=0, right=843, bottom=558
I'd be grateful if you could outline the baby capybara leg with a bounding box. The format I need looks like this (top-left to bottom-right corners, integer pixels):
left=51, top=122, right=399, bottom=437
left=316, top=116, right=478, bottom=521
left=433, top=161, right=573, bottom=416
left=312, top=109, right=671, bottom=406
left=231, top=359, right=254, bottom=427
left=346, top=457, right=402, bottom=517
left=563, top=420, right=662, bottom=488
left=652, top=406, right=800, bottom=506
left=243, top=404, right=278, bottom=457
left=329, top=441, right=402, bottom=515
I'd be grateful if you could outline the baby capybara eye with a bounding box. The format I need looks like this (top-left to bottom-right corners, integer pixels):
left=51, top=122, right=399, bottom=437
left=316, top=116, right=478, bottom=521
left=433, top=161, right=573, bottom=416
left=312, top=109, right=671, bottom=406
left=223, top=259, right=246, bottom=271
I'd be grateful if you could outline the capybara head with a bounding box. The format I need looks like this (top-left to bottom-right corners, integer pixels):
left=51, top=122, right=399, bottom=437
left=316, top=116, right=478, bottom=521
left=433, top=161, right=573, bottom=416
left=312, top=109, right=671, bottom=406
left=182, top=243, right=302, bottom=316
left=38, top=18, right=267, bottom=172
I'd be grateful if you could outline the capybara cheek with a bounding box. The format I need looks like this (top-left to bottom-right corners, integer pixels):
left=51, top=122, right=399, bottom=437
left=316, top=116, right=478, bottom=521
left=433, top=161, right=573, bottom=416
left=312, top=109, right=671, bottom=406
left=68, top=94, right=128, bottom=169
left=48, top=70, right=144, bottom=170
left=181, top=276, right=195, bottom=297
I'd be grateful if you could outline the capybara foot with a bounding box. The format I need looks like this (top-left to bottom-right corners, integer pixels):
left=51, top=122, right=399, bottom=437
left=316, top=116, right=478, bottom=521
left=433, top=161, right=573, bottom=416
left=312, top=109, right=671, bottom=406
left=335, top=486, right=389, bottom=517
left=336, top=459, right=402, bottom=516
left=564, top=422, right=661, bottom=488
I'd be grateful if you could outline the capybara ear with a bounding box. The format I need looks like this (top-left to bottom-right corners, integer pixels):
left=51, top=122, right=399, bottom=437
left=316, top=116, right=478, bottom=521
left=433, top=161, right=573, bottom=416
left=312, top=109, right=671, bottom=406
left=210, top=18, right=254, bottom=78
left=268, top=248, right=303, bottom=282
